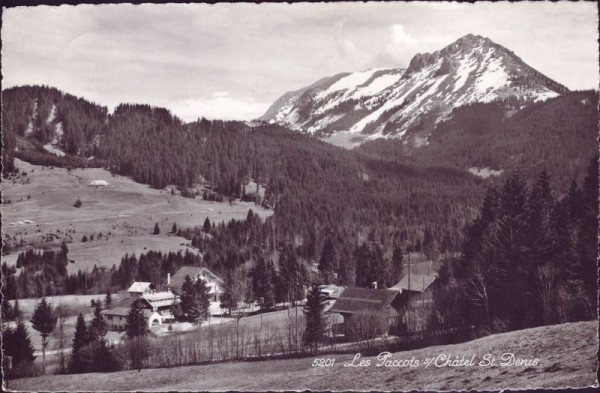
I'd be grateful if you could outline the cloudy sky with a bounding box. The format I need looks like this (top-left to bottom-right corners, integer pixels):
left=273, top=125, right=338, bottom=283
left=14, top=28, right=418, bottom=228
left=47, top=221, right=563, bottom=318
left=2, top=2, right=598, bottom=121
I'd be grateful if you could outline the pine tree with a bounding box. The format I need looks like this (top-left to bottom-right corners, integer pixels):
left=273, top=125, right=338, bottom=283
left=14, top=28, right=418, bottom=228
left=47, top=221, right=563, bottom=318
left=220, top=268, right=239, bottom=314
left=31, top=297, right=57, bottom=374
left=193, top=277, right=211, bottom=323
left=263, top=261, right=276, bottom=310
left=318, top=238, right=337, bottom=284
left=125, top=300, right=148, bottom=338
left=302, top=285, right=327, bottom=352
left=13, top=298, right=22, bottom=319
left=93, top=337, right=122, bottom=372
left=105, top=289, right=112, bottom=309
left=391, top=245, right=404, bottom=283
left=69, top=312, right=92, bottom=373
left=1, top=298, right=15, bottom=321
left=153, top=222, right=160, bottom=235
left=203, top=217, right=211, bottom=233
left=6, top=319, right=36, bottom=366
left=88, top=301, right=107, bottom=342
left=172, top=222, right=178, bottom=233
left=180, top=274, right=194, bottom=320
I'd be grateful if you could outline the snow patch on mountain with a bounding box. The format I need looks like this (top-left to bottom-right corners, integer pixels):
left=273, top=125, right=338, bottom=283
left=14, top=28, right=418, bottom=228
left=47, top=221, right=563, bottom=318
left=352, top=72, right=403, bottom=98
left=316, top=68, right=385, bottom=100
left=261, top=34, right=569, bottom=148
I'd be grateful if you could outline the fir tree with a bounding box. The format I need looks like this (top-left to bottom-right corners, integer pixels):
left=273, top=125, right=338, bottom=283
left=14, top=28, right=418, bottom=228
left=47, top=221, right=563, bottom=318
left=190, top=278, right=211, bottom=323
left=105, top=289, right=112, bottom=309
left=262, top=260, right=276, bottom=310
left=391, top=245, right=404, bottom=283
left=1, top=298, right=15, bottom=321
left=5, top=319, right=36, bottom=367
left=220, top=268, right=239, bottom=314
left=179, top=274, right=195, bottom=320
left=69, top=313, right=92, bottom=373
left=302, top=285, right=327, bottom=352
left=31, top=297, right=57, bottom=374
left=203, top=217, right=212, bottom=233
left=13, top=298, right=22, bottom=319
left=88, top=301, right=107, bottom=342
left=153, top=222, right=160, bottom=235
left=125, top=300, right=148, bottom=338
left=93, top=337, right=122, bottom=372
left=318, top=238, right=337, bottom=285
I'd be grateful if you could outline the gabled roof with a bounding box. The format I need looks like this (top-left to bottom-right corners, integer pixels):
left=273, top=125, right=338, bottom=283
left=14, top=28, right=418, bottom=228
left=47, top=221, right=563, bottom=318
left=328, top=287, right=399, bottom=316
left=167, top=266, right=223, bottom=293
left=114, top=297, right=137, bottom=308
left=127, top=282, right=151, bottom=293
left=142, top=291, right=179, bottom=308
left=102, top=307, right=130, bottom=317
left=388, top=273, right=437, bottom=293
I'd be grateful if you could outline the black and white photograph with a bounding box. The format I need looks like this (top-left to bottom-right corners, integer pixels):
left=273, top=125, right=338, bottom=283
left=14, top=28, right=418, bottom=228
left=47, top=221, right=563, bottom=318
left=1, top=1, right=598, bottom=391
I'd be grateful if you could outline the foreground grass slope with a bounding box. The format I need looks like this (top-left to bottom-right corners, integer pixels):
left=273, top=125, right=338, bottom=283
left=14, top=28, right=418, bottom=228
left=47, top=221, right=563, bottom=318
left=11, top=321, right=598, bottom=391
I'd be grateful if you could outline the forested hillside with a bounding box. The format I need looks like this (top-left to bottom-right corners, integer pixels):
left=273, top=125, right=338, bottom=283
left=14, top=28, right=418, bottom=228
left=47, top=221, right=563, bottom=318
left=2, top=85, right=597, bottom=293
left=358, top=91, right=599, bottom=190
left=2, top=85, right=487, bottom=257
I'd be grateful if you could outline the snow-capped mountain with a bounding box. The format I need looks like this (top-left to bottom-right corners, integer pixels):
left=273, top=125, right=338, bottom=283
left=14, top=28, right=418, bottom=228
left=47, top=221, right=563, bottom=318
left=260, top=34, right=569, bottom=148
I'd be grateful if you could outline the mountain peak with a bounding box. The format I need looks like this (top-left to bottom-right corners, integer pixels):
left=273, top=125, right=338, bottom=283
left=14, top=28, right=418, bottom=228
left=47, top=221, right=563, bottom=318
left=262, top=34, right=569, bottom=148
left=406, top=34, right=497, bottom=76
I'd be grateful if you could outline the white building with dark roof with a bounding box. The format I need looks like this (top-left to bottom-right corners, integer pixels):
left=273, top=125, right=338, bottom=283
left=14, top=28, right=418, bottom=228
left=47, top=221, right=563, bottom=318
left=127, top=282, right=152, bottom=297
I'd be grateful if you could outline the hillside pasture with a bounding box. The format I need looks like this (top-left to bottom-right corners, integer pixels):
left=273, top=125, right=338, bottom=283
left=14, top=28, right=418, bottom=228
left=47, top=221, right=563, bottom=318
left=1, top=159, right=272, bottom=273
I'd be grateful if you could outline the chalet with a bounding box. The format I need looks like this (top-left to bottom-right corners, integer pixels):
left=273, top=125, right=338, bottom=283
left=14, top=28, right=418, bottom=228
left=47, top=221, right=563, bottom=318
left=328, top=273, right=438, bottom=339
left=167, top=266, right=224, bottom=315
left=328, top=287, right=403, bottom=340
left=127, top=282, right=152, bottom=297
left=102, top=289, right=179, bottom=331
left=387, top=273, right=438, bottom=333
left=102, top=297, right=136, bottom=331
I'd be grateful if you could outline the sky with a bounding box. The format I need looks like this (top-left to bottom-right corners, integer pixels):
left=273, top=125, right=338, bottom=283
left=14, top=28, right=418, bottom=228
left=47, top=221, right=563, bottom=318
left=2, top=2, right=598, bottom=122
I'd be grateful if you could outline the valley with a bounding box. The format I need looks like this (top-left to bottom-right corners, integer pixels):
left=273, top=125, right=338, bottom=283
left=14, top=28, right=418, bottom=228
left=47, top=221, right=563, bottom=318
left=1, top=20, right=598, bottom=392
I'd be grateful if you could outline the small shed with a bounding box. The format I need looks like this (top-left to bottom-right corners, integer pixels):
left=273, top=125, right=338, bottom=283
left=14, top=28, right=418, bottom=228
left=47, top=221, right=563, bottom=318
left=89, top=180, right=110, bottom=187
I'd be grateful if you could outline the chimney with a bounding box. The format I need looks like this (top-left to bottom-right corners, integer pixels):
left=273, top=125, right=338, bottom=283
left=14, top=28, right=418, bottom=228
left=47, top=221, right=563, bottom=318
left=167, top=273, right=171, bottom=285
left=372, top=281, right=378, bottom=290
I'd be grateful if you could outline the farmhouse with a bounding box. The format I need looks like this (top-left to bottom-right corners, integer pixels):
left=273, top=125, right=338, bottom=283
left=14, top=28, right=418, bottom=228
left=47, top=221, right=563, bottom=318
left=328, top=273, right=438, bottom=339
left=102, top=289, right=179, bottom=331
left=388, top=273, right=438, bottom=332
left=328, top=287, right=403, bottom=340
left=168, top=266, right=224, bottom=300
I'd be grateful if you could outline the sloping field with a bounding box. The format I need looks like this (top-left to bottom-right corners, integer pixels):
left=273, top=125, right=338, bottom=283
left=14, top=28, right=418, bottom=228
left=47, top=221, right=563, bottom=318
left=10, top=321, right=598, bottom=391
left=1, top=159, right=271, bottom=273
